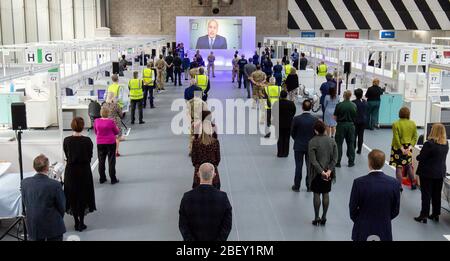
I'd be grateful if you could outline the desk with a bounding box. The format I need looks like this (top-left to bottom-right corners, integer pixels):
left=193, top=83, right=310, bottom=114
left=62, top=104, right=90, bottom=129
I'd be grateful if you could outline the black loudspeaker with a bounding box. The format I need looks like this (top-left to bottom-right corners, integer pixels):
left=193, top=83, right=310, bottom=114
left=112, top=62, right=119, bottom=74
left=11, top=102, right=27, bottom=130
left=284, top=48, right=288, bottom=56
left=167, top=43, right=171, bottom=48
left=105, top=71, right=110, bottom=77
left=344, top=62, right=351, bottom=74
left=151, top=49, right=156, bottom=57
left=172, top=42, right=176, bottom=49
left=258, top=42, right=262, bottom=48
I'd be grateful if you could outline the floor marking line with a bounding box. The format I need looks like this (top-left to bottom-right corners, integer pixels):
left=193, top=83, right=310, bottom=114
left=91, top=159, right=99, bottom=172
left=243, top=135, right=287, bottom=241
left=362, top=143, right=395, bottom=170
left=220, top=135, right=241, bottom=241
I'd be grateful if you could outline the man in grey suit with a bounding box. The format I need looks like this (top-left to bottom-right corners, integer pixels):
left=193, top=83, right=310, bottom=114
left=21, top=154, right=66, bottom=241
left=196, top=20, right=228, bottom=50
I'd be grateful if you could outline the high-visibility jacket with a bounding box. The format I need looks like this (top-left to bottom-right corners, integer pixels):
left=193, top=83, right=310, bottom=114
left=195, top=75, right=208, bottom=91
left=128, top=79, right=144, bottom=100
left=284, top=65, right=292, bottom=76
left=142, top=68, right=154, bottom=86
left=108, top=83, right=124, bottom=108
left=108, top=83, right=120, bottom=97
left=265, top=85, right=281, bottom=109
left=317, top=64, right=328, bottom=76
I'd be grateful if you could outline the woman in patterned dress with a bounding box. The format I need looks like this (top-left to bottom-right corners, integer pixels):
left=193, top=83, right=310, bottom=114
left=389, top=107, right=418, bottom=191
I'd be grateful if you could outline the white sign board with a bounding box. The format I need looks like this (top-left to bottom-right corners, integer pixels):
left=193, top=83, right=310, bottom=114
left=25, top=48, right=57, bottom=64
left=400, top=49, right=428, bottom=65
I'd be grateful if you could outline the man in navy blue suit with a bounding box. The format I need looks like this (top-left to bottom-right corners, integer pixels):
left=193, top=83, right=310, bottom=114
left=291, top=100, right=318, bottom=192
left=349, top=149, right=401, bottom=241
left=196, top=20, right=228, bottom=50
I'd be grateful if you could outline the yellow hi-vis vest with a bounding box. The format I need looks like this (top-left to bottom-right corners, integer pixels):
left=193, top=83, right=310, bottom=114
left=128, top=79, right=144, bottom=100
left=284, top=65, right=292, bottom=77
left=195, top=75, right=208, bottom=91
left=265, top=85, right=281, bottom=109
left=142, top=68, right=154, bottom=86
left=318, top=64, right=328, bottom=76
left=108, top=83, right=123, bottom=108
left=108, top=83, right=120, bottom=97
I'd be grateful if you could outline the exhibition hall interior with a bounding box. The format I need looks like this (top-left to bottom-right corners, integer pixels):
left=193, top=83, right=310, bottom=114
left=1, top=0, right=450, bottom=242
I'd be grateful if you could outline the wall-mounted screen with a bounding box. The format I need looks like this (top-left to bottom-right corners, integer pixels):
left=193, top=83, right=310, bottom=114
left=176, top=16, right=256, bottom=68
left=189, top=18, right=242, bottom=50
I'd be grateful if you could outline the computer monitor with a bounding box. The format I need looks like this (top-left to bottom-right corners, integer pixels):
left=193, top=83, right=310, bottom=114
left=65, top=88, right=74, bottom=96
left=440, top=96, right=449, bottom=102
left=426, top=122, right=450, bottom=140
left=97, top=89, right=106, bottom=102
left=431, top=96, right=440, bottom=103
left=15, top=88, right=26, bottom=96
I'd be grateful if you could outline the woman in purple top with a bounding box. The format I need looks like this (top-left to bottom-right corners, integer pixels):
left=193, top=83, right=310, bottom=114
left=94, top=107, right=120, bottom=185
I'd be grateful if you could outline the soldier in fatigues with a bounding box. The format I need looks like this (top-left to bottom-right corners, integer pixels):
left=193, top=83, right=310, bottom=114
left=250, top=65, right=268, bottom=123
left=155, top=55, right=168, bottom=91
left=186, top=90, right=208, bottom=156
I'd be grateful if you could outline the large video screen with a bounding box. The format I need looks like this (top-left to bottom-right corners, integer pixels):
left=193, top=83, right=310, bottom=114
left=189, top=18, right=242, bottom=50
left=176, top=16, right=255, bottom=68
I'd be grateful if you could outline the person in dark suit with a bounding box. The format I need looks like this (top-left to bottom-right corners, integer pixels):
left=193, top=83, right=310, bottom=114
left=414, top=123, right=449, bottom=223
left=21, top=154, right=66, bottom=241
left=196, top=20, right=228, bottom=50
left=291, top=100, right=318, bottom=192
left=365, top=79, right=384, bottom=130
left=273, top=90, right=296, bottom=158
left=352, top=89, right=368, bottom=154
left=299, top=53, right=308, bottom=70
left=179, top=163, right=232, bottom=241
left=349, top=150, right=401, bottom=241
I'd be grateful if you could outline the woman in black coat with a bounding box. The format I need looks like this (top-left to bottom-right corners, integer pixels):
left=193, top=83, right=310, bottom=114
left=63, top=117, right=96, bottom=232
left=285, top=67, right=299, bottom=101
left=414, top=123, right=449, bottom=223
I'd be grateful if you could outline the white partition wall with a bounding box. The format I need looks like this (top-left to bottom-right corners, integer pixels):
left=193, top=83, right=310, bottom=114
left=0, top=0, right=104, bottom=44
left=11, top=0, right=26, bottom=44
left=24, top=0, right=38, bottom=42
left=74, top=0, right=85, bottom=39
left=36, top=0, right=50, bottom=42
left=61, top=0, right=74, bottom=40
left=49, top=0, right=62, bottom=41
left=1, top=0, right=14, bottom=45
left=84, top=0, right=97, bottom=39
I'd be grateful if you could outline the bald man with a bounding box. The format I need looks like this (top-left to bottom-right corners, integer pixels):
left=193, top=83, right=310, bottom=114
left=196, top=20, right=228, bottom=50
left=179, top=163, right=232, bottom=241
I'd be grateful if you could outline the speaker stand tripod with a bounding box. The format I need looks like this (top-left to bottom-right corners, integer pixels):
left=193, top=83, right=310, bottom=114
left=0, top=130, right=27, bottom=241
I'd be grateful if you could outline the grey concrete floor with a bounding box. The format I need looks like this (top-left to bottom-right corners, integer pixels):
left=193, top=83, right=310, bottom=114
left=2, top=71, right=449, bottom=241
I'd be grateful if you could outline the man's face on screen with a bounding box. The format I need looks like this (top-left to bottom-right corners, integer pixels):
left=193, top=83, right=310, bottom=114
left=208, top=21, right=218, bottom=39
